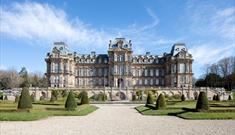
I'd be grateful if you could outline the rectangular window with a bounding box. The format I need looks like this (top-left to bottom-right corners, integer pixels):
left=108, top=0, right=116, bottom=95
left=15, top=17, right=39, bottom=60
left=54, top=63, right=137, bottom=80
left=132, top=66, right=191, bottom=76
left=155, top=78, right=159, bottom=85
left=179, top=63, right=185, bottom=73
left=155, top=69, right=159, bottom=76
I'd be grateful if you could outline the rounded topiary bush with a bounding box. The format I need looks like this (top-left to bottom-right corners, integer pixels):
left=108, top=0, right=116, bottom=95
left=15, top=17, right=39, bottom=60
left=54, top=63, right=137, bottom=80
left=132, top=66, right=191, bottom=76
left=15, top=95, right=19, bottom=103
left=156, top=93, right=166, bottom=110
left=65, top=91, right=77, bottom=111
left=181, top=94, right=186, bottom=101
left=79, top=91, right=89, bottom=105
left=196, top=91, right=209, bottom=111
left=146, top=92, right=154, bottom=106
left=97, top=93, right=107, bottom=101
left=18, top=87, right=32, bottom=109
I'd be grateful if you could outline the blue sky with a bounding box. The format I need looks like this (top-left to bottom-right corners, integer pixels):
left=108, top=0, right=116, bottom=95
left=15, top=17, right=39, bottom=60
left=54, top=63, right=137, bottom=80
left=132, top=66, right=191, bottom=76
left=0, top=0, right=235, bottom=78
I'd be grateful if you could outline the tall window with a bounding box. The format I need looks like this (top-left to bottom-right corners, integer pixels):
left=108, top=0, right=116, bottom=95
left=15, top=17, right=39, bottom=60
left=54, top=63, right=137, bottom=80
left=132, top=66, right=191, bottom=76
left=179, top=63, right=185, bottom=73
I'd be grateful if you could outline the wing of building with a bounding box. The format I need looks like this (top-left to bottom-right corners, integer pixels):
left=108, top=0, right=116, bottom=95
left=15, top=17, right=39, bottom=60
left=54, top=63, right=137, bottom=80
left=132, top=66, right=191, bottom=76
left=45, top=38, right=193, bottom=89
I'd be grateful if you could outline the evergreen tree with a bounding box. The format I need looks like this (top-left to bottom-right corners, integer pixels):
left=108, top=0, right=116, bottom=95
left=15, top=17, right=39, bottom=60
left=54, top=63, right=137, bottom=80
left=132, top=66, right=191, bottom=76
left=18, top=87, right=32, bottom=109
left=146, top=92, right=154, bottom=106
left=80, top=91, right=89, bottom=104
left=196, top=91, right=209, bottom=111
left=65, top=91, right=77, bottom=111
left=156, top=94, right=166, bottom=110
left=181, top=94, right=186, bottom=101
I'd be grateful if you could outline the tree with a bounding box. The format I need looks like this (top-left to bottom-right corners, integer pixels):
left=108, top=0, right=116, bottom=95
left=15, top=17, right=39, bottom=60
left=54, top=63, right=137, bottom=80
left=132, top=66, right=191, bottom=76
left=18, top=87, right=32, bottom=109
left=79, top=91, right=89, bottom=104
left=146, top=92, right=154, bottom=105
left=196, top=92, right=209, bottom=111
left=0, top=77, right=12, bottom=89
left=62, top=90, right=68, bottom=98
left=65, top=91, right=77, bottom=111
left=156, top=94, right=166, bottom=110
left=19, top=67, right=30, bottom=88
left=181, top=94, right=186, bottom=101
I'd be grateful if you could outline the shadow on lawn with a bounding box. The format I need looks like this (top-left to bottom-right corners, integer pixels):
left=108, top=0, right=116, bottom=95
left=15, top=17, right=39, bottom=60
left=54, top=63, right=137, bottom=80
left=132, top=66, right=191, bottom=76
left=45, top=107, right=66, bottom=111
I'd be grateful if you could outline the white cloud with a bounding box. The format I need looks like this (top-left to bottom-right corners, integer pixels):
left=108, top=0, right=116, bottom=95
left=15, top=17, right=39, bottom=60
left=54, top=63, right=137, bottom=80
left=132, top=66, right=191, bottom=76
left=0, top=2, right=112, bottom=47
left=189, top=43, right=235, bottom=65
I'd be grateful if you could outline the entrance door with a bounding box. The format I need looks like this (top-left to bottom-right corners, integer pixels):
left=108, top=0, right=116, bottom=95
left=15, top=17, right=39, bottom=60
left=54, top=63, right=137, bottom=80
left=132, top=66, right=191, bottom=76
left=117, top=78, right=124, bottom=87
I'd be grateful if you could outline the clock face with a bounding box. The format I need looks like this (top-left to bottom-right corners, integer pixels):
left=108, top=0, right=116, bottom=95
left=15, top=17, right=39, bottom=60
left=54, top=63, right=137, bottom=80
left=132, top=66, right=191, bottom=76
left=112, top=44, right=118, bottom=48
left=123, top=44, right=128, bottom=48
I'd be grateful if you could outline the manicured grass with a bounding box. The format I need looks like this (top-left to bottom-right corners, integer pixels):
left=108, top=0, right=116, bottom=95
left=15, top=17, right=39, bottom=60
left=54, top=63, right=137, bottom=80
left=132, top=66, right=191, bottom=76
left=136, top=101, right=235, bottom=119
left=0, top=100, right=98, bottom=121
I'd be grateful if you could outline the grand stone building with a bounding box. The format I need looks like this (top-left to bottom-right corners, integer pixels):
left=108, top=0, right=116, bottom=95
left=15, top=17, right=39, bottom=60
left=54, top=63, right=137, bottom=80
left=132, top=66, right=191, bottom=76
left=45, top=38, right=193, bottom=89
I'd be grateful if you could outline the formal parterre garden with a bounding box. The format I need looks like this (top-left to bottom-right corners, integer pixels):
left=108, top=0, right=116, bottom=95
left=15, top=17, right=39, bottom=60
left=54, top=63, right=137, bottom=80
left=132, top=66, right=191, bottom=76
left=136, top=91, right=235, bottom=119
left=0, top=89, right=98, bottom=121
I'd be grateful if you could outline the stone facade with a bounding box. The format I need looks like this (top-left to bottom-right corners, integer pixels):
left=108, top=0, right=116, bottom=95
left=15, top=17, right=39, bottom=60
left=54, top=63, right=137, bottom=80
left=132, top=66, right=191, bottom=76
left=45, top=38, right=193, bottom=89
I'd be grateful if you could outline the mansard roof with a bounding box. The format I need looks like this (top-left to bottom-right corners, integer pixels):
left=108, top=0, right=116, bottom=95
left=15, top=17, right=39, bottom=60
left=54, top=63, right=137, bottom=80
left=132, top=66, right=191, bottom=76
left=52, top=42, right=69, bottom=55
left=171, top=43, right=187, bottom=56
left=109, top=38, right=132, bottom=50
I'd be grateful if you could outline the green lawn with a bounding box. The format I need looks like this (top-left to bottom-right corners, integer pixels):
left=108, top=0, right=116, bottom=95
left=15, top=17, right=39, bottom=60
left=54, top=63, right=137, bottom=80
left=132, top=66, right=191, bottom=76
left=136, top=101, right=235, bottom=119
left=0, top=100, right=98, bottom=121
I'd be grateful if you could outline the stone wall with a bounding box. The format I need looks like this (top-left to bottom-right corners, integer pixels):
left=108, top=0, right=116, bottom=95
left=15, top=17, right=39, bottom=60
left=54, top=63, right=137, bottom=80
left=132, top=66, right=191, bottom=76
left=1, top=87, right=232, bottom=101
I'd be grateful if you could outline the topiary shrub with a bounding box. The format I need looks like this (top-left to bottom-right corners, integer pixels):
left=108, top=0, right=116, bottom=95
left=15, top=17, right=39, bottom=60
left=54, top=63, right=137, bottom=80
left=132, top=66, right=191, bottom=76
left=31, top=94, right=35, bottom=102
left=0, top=92, right=3, bottom=100
left=62, top=90, right=68, bottom=98
left=4, top=95, right=8, bottom=100
left=79, top=91, right=89, bottom=105
left=196, top=91, right=209, bottom=112
left=51, top=90, right=59, bottom=100
left=40, top=96, right=45, bottom=101
left=97, top=92, right=107, bottom=101
left=15, top=95, right=19, bottom=103
left=155, top=93, right=166, bottom=110
left=146, top=92, right=154, bottom=106
left=181, top=94, right=186, bottom=101
left=65, top=91, right=77, bottom=111
left=213, top=95, right=216, bottom=101
left=18, top=87, right=32, bottom=109
left=50, top=95, right=56, bottom=102
left=216, top=94, right=220, bottom=101
left=172, top=94, right=181, bottom=100
left=132, top=94, right=136, bottom=101
left=228, top=95, right=232, bottom=100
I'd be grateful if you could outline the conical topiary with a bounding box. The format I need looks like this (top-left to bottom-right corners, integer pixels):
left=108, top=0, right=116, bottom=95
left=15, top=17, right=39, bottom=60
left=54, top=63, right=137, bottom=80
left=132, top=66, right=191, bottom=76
left=216, top=94, right=220, bottom=101
left=181, top=94, right=186, bottom=101
left=228, top=95, right=232, bottom=100
left=80, top=91, right=89, bottom=105
left=18, top=87, right=32, bottom=109
left=213, top=95, right=216, bottom=100
left=146, top=92, right=154, bottom=106
left=196, top=91, right=209, bottom=111
left=65, top=91, right=77, bottom=111
left=156, top=93, right=166, bottom=110
left=31, top=94, right=35, bottom=102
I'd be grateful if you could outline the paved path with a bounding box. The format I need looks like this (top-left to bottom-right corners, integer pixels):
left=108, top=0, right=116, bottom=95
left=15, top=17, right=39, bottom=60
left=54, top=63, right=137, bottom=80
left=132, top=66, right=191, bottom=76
left=0, top=104, right=235, bottom=135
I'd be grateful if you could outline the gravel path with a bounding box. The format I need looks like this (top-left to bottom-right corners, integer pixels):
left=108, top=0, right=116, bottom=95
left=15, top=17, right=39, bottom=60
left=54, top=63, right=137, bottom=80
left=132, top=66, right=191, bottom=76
left=0, top=104, right=235, bottom=135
